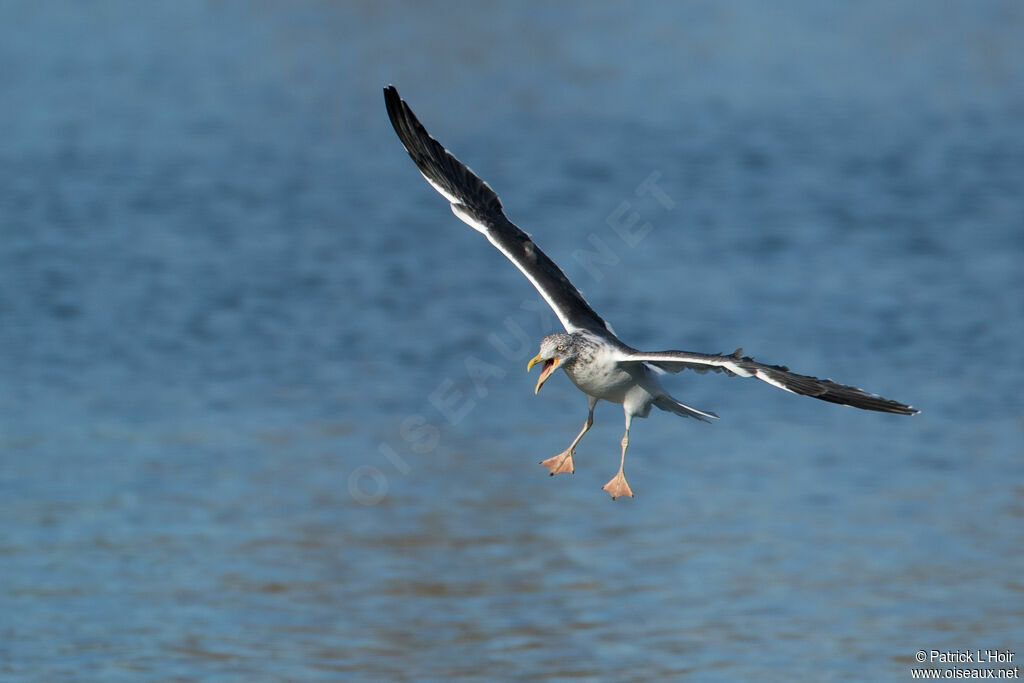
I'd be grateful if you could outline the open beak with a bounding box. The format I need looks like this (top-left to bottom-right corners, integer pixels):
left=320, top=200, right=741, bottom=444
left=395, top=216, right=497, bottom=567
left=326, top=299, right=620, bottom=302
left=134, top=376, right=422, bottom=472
left=527, top=355, right=560, bottom=394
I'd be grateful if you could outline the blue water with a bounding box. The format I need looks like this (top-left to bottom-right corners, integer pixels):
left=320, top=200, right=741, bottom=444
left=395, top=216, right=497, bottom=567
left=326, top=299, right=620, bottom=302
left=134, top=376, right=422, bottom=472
left=2, top=2, right=1022, bottom=680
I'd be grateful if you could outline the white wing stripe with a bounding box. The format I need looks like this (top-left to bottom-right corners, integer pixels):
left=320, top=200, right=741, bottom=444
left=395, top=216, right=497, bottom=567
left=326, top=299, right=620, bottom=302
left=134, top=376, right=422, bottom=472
left=755, top=368, right=796, bottom=393
left=722, top=360, right=753, bottom=377
left=421, top=171, right=460, bottom=205
left=450, top=203, right=578, bottom=332
left=614, top=349, right=918, bottom=414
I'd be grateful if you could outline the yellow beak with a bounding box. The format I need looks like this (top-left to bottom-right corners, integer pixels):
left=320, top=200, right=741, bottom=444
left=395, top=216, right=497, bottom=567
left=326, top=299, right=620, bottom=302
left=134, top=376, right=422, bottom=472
left=527, top=355, right=560, bottom=394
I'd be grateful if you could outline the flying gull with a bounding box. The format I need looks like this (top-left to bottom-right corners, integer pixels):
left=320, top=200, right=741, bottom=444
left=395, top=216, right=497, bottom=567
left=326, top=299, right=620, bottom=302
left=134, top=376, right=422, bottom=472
left=383, top=85, right=918, bottom=500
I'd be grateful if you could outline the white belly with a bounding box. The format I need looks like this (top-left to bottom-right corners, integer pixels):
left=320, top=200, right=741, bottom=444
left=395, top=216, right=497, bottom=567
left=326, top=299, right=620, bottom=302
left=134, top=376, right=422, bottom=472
left=564, top=350, right=657, bottom=406
left=567, top=365, right=635, bottom=402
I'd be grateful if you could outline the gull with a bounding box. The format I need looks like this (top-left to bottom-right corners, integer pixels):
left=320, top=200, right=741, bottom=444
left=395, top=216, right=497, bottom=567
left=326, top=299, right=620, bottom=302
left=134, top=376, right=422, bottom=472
left=383, top=85, right=918, bottom=500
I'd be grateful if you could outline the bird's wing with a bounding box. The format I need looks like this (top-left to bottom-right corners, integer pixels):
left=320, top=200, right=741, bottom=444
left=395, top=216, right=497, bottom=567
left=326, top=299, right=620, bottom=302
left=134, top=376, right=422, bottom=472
left=617, top=348, right=919, bottom=415
left=384, top=85, right=614, bottom=337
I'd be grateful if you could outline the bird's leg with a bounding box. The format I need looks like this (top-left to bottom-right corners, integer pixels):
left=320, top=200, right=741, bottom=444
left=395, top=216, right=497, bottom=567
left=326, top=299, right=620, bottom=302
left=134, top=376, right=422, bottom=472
left=540, top=398, right=596, bottom=476
left=602, top=416, right=634, bottom=500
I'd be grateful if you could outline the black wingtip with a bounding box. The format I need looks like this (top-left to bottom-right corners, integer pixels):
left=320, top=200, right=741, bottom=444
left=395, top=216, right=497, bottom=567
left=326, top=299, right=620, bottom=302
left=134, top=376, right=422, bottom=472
left=383, top=85, right=418, bottom=159
left=383, top=85, right=401, bottom=121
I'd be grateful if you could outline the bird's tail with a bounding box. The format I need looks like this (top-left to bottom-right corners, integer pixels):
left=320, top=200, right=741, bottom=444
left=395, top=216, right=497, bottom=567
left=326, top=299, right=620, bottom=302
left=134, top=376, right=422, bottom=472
left=653, top=395, right=718, bottom=423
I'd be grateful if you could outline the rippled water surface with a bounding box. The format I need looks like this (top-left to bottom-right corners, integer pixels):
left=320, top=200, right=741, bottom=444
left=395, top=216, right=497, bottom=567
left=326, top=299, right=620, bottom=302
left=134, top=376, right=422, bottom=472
left=2, top=2, right=1022, bottom=680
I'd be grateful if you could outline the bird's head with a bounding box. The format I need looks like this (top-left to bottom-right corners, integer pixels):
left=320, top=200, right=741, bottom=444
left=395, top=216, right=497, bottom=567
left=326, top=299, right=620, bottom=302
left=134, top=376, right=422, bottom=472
left=526, top=332, right=576, bottom=394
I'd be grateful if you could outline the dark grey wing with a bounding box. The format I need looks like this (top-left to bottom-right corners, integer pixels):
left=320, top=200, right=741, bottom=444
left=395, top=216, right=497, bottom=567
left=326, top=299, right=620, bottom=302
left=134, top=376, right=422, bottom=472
left=619, top=348, right=918, bottom=415
left=384, top=85, right=614, bottom=337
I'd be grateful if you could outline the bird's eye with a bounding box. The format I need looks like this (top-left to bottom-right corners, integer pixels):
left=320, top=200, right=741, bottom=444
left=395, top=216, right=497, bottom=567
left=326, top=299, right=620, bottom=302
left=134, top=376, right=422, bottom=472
left=557, top=344, right=566, bottom=351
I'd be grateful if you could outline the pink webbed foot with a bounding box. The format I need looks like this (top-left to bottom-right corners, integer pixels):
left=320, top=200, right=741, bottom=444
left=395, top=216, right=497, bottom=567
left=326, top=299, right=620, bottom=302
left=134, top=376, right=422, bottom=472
left=601, top=470, right=634, bottom=500
left=540, top=450, right=575, bottom=476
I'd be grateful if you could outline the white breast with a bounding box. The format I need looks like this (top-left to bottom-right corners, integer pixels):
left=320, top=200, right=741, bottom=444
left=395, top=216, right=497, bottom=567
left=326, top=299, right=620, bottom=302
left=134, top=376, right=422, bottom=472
left=565, top=345, right=643, bottom=403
